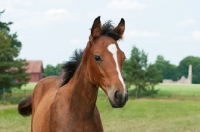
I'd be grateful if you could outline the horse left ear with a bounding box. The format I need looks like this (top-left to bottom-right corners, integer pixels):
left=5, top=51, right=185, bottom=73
left=114, top=18, right=125, bottom=39
left=90, top=16, right=101, bottom=40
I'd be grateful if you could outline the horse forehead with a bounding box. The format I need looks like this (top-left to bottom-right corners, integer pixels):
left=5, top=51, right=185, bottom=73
left=107, top=44, right=117, bottom=53
left=107, top=43, right=124, bottom=61
left=97, top=36, right=116, bottom=46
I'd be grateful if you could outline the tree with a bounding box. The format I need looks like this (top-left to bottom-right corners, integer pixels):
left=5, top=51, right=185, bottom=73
left=55, top=64, right=62, bottom=75
left=146, top=64, right=163, bottom=90
left=123, top=46, right=162, bottom=98
left=43, top=64, right=62, bottom=77
left=178, top=56, right=200, bottom=84
left=152, top=55, right=178, bottom=81
left=0, top=10, right=29, bottom=93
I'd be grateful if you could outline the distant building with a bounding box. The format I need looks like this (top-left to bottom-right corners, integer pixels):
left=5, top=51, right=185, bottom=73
left=163, top=65, right=192, bottom=84
left=26, top=60, right=43, bottom=82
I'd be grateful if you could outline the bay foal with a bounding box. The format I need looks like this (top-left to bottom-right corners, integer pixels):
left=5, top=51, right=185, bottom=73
left=18, top=16, right=128, bottom=132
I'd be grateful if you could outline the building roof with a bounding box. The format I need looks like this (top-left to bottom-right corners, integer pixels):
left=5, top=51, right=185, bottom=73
left=26, top=60, right=43, bottom=73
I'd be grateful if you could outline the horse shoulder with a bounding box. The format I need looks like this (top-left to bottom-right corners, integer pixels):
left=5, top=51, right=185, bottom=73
left=31, top=76, right=62, bottom=132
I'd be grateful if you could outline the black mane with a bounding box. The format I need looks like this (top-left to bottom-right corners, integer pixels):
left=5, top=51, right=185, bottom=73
left=100, top=20, right=121, bottom=41
left=60, top=49, right=84, bottom=86
left=61, top=20, right=120, bottom=86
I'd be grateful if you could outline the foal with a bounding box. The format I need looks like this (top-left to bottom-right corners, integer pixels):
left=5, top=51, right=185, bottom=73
left=18, top=16, right=128, bottom=132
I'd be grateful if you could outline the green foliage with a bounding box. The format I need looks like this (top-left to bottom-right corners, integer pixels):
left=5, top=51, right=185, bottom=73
left=122, top=46, right=162, bottom=98
left=152, top=55, right=178, bottom=80
left=0, top=11, right=29, bottom=93
left=178, top=56, right=200, bottom=84
left=146, top=64, right=163, bottom=89
left=43, top=64, right=62, bottom=77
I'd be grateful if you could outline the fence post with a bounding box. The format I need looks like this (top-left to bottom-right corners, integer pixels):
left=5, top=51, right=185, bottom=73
left=24, top=89, right=26, bottom=98
left=3, top=88, right=5, bottom=106
left=13, top=89, right=16, bottom=104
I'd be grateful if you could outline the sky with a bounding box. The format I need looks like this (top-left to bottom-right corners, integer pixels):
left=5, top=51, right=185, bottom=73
left=0, top=0, right=200, bottom=67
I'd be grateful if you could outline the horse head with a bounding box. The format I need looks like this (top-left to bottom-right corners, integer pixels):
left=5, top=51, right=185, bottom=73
left=84, top=16, right=128, bottom=108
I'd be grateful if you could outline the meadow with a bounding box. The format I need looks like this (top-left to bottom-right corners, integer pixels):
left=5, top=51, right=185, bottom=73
left=154, top=83, right=200, bottom=100
left=1, top=83, right=200, bottom=132
left=1, top=99, right=200, bottom=132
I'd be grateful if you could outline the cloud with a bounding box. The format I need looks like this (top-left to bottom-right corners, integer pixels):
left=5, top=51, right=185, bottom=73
left=7, top=8, right=77, bottom=30
left=44, top=8, right=72, bottom=22
left=192, top=31, right=200, bottom=40
left=172, top=36, right=194, bottom=42
left=172, top=30, right=200, bottom=42
left=107, top=0, right=146, bottom=10
left=177, top=19, right=195, bottom=27
left=125, top=30, right=162, bottom=38
left=0, top=0, right=33, bottom=9
left=5, top=8, right=31, bottom=18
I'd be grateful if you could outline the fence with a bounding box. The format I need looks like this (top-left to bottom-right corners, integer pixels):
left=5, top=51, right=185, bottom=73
left=0, top=88, right=32, bottom=105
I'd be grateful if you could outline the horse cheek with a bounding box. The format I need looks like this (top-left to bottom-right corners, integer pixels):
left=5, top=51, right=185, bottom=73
left=87, top=60, right=101, bottom=86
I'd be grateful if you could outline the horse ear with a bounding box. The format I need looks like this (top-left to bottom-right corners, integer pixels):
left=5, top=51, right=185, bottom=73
left=90, top=16, right=101, bottom=40
left=114, top=18, right=125, bottom=39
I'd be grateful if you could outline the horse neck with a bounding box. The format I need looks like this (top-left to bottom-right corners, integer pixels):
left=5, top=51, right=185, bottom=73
left=70, top=68, right=99, bottom=110
left=67, top=45, right=99, bottom=116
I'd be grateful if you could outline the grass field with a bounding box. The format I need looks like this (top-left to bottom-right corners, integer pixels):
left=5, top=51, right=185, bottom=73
left=1, top=83, right=200, bottom=131
left=156, top=83, right=200, bottom=91
left=154, top=84, right=200, bottom=100
left=1, top=99, right=200, bottom=132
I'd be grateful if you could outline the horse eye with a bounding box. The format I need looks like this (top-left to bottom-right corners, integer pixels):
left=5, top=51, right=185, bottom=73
left=94, top=55, right=101, bottom=61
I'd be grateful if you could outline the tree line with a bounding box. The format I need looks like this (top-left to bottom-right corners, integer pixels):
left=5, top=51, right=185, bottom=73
left=122, top=46, right=200, bottom=98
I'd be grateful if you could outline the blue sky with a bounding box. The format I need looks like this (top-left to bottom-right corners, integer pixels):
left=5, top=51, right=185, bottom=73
left=1, top=0, right=200, bottom=67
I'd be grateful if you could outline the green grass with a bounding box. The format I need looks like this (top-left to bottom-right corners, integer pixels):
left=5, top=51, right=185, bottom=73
left=0, top=105, right=31, bottom=132
left=154, top=83, right=200, bottom=100
left=128, top=83, right=200, bottom=91
left=99, top=99, right=200, bottom=132
left=1, top=99, right=200, bottom=132
left=125, top=83, right=200, bottom=100
left=155, top=83, right=200, bottom=91
left=1, top=83, right=200, bottom=131
left=20, top=82, right=37, bottom=90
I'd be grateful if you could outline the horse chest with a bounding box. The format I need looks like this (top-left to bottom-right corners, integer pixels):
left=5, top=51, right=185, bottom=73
left=49, top=103, right=103, bottom=132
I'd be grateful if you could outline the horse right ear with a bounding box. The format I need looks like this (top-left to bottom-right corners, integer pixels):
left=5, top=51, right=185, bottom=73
left=89, top=16, right=101, bottom=40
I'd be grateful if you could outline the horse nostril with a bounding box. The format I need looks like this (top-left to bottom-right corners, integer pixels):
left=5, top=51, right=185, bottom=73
left=112, top=90, right=128, bottom=108
left=114, top=90, right=123, bottom=103
left=114, top=91, right=119, bottom=101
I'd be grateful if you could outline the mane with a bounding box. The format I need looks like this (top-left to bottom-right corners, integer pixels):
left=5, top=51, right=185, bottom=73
left=100, top=20, right=121, bottom=41
left=60, top=49, right=84, bottom=86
